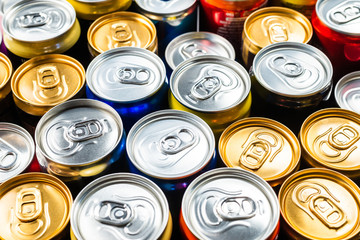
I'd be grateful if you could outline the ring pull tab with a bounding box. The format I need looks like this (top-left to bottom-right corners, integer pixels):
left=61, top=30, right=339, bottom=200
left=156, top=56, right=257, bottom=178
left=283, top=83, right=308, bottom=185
left=262, top=17, right=289, bottom=43
left=191, top=76, right=221, bottom=100
left=111, top=23, right=132, bottom=42
left=240, top=140, right=271, bottom=170
left=116, top=67, right=151, bottom=85
left=216, top=197, right=257, bottom=221
left=67, top=119, right=103, bottom=142
left=329, top=124, right=359, bottom=150
left=269, top=55, right=304, bottom=77
left=160, top=128, right=197, bottom=155
left=330, top=3, right=360, bottom=24
left=37, top=65, right=61, bottom=89
left=181, top=43, right=207, bottom=59
left=94, top=201, right=133, bottom=227
left=17, top=12, right=49, bottom=28
left=16, top=188, right=42, bottom=222
left=0, top=150, right=17, bottom=170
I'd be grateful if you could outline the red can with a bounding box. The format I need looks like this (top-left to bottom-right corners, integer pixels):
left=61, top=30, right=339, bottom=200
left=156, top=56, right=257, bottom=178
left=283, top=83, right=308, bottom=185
left=312, top=0, right=360, bottom=79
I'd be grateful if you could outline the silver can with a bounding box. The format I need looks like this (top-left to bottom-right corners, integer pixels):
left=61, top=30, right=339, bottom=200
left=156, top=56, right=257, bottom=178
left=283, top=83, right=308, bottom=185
left=335, top=71, right=360, bottom=115
left=35, top=99, right=125, bottom=183
left=70, top=173, right=173, bottom=240
left=251, top=41, right=333, bottom=108
left=165, top=31, right=236, bottom=71
left=180, top=167, right=280, bottom=240
left=0, top=123, right=35, bottom=183
left=126, top=109, right=216, bottom=192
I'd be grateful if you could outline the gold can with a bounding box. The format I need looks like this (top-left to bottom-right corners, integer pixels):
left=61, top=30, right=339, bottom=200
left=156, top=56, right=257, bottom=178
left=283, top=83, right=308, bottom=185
left=66, top=0, right=132, bottom=20
left=11, top=54, right=85, bottom=117
left=279, top=168, right=360, bottom=239
left=0, top=52, right=12, bottom=102
left=299, top=108, right=360, bottom=181
left=242, top=6, right=313, bottom=68
left=87, top=11, right=158, bottom=57
left=219, top=117, right=301, bottom=187
left=0, top=172, right=72, bottom=240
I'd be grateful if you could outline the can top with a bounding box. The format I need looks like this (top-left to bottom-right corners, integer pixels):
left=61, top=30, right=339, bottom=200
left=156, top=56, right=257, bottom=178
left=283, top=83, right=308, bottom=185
left=35, top=99, right=124, bottom=166
left=165, top=31, right=236, bottom=70
left=0, top=123, right=34, bottom=183
left=88, top=11, right=157, bottom=55
left=279, top=168, right=360, bottom=239
left=182, top=168, right=280, bottom=240
left=219, top=117, right=300, bottom=186
left=0, top=172, right=72, bottom=240
left=316, top=0, right=360, bottom=36
left=0, top=52, right=12, bottom=91
left=127, top=109, right=215, bottom=179
left=252, top=42, right=332, bottom=97
left=244, top=7, right=313, bottom=49
left=2, top=0, right=76, bottom=42
left=299, top=108, right=360, bottom=173
left=135, top=0, right=196, bottom=19
left=0, top=0, right=22, bottom=15
left=170, top=55, right=251, bottom=112
left=71, top=173, right=170, bottom=240
left=11, top=54, right=85, bottom=115
left=335, top=71, right=360, bottom=115
left=86, top=47, right=165, bottom=103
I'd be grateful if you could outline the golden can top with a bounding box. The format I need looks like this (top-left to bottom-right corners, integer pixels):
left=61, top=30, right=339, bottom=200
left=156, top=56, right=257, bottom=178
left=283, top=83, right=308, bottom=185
left=243, top=6, right=312, bottom=52
left=11, top=54, right=85, bottom=116
left=0, top=52, right=12, bottom=101
left=219, top=117, right=300, bottom=187
left=0, top=172, right=72, bottom=240
left=279, top=168, right=360, bottom=240
left=299, top=108, right=360, bottom=177
left=87, top=11, right=157, bottom=56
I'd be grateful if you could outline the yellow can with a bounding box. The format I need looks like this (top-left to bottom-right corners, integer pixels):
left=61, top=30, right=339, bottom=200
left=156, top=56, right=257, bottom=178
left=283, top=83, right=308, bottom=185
left=87, top=11, right=158, bottom=57
left=0, top=52, right=12, bottom=102
left=219, top=117, right=301, bottom=187
left=66, top=0, right=132, bottom=20
left=299, top=108, right=360, bottom=181
left=242, top=6, right=313, bottom=68
left=0, top=172, right=72, bottom=240
left=279, top=168, right=360, bottom=240
left=11, top=54, right=85, bottom=117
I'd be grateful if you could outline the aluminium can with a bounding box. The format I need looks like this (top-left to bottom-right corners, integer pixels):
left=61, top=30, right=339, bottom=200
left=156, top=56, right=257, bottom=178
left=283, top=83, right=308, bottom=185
left=299, top=108, right=360, bottom=181
left=86, top=47, right=168, bottom=132
left=0, top=51, right=16, bottom=121
left=251, top=42, right=333, bottom=109
left=2, top=0, right=80, bottom=59
left=66, top=0, right=132, bottom=20
left=279, top=168, right=360, bottom=240
left=35, top=99, right=126, bottom=187
left=0, top=172, right=72, bottom=240
left=169, top=55, right=252, bottom=138
left=219, top=117, right=301, bottom=187
left=70, top=173, right=172, bottom=240
left=269, top=0, right=317, bottom=19
left=335, top=71, right=360, bottom=114
left=87, top=11, right=158, bottom=57
left=126, top=109, right=216, bottom=192
left=180, top=167, right=280, bottom=240
left=312, top=0, right=360, bottom=79
left=242, top=6, right=313, bottom=69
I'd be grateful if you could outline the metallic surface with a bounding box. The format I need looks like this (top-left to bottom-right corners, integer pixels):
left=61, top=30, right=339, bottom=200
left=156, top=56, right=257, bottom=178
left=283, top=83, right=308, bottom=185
left=165, top=31, right=235, bottom=70
left=70, top=173, right=172, bottom=240
left=299, top=108, right=360, bottom=180
left=279, top=168, right=360, bottom=240
left=219, top=117, right=301, bottom=187
left=0, top=172, right=72, bottom=240
left=271, top=0, right=317, bottom=19
left=11, top=54, right=85, bottom=116
left=0, top=52, right=12, bottom=101
left=335, top=71, right=360, bottom=114
left=87, top=11, right=157, bottom=57
left=181, top=167, right=280, bottom=240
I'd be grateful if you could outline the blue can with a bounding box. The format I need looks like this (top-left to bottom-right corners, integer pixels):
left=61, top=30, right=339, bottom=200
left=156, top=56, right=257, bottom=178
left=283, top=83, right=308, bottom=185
left=86, top=47, right=168, bottom=132
left=126, top=109, right=217, bottom=192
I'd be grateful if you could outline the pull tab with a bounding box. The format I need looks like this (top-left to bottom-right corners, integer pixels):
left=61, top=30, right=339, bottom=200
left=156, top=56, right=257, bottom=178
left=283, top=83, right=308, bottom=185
left=111, top=23, right=132, bottom=42
left=262, top=17, right=289, bottom=43
left=311, top=196, right=347, bottom=229
left=160, top=128, right=197, bottom=155
left=181, top=43, right=207, bottom=59
left=269, top=55, right=304, bottom=77
left=17, top=12, right=48, bottom=28
left=67, top=120, right=103, bottom=142
left=16, top=188, right=42, bottom=222
left=191, top=76, right=221, bottom=100
left=37, top=65, right=61, bottom=89
left=330, top=3, right=360, bottom=24
left=240, top=140, right=271, bottom=170
left=0, top=150, right=17, bottom=170
left=216, top=197, right=257, bottom=221
left=116, top=67, right=151, bottom=85
left=94, top=201, right=133, bottom=227
left=329, top=125, right=359, bottom=150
